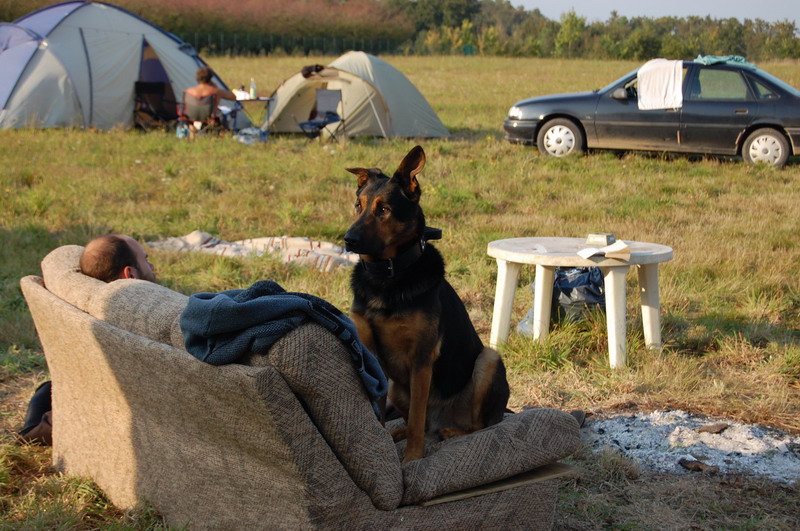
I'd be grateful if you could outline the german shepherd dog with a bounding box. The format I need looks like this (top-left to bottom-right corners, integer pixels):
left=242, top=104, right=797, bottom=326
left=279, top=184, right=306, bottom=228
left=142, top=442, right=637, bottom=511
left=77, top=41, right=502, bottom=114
left=344, top=145, right=510, bottom=463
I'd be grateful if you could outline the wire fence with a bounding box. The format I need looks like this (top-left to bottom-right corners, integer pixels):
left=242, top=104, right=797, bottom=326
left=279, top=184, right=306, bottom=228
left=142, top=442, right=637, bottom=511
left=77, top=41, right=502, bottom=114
left=176, top=32, right=405, bottom=56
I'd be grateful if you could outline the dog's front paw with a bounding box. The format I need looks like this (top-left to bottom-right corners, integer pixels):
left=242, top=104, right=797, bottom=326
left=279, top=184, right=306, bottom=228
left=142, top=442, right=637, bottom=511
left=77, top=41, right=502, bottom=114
left=390, top=428, right=407, bottom=442
left=402, top=449, right=424, bottom=463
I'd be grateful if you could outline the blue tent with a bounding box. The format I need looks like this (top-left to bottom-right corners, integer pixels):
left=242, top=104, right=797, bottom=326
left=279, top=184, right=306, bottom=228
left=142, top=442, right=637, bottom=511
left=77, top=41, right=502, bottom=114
left=0, top=1, right=245, bottom=129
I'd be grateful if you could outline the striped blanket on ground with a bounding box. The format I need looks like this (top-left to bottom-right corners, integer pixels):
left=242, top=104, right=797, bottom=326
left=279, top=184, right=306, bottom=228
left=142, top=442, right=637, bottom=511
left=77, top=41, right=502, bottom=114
left=147, top=230, right=359, bottom=272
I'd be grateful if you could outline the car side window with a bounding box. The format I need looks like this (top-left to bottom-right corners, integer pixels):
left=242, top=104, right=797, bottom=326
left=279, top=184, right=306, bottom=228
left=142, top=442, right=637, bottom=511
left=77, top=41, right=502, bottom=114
left=750, top=78, right=778, bottom=101
left=624, top=78, right=638, bottom=99
left=688, top=69, right=751, bottom=101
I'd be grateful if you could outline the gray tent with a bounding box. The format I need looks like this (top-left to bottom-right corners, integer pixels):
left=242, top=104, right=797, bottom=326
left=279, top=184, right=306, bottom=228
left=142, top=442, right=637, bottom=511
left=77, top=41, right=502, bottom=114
left=0, top=1, right=245, bottom=130
left=267, top=52, right=449, bottom=139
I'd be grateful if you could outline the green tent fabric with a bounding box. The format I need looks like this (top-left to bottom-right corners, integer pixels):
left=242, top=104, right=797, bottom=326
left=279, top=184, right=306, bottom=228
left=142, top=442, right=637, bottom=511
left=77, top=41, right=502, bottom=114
left=266, top=51, right=449, bottom=139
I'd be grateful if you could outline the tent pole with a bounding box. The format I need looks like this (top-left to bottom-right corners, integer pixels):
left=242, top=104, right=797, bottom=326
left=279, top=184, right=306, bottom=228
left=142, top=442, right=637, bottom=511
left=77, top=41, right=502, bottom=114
left=364, top=86, right=387, bottom=138
left=79, top=28, right=92, bottom=128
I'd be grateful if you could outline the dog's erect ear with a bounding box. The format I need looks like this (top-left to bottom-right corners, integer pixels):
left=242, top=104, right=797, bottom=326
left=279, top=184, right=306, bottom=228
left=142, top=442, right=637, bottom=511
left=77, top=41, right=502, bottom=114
left=346, top=167, right=372, bottom=189
left=393, top=145, right=425, bottom=200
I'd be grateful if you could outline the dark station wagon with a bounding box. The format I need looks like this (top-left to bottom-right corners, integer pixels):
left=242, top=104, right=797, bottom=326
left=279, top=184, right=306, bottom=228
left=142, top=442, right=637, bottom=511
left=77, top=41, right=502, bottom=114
left=503, top=58, right=800, bottom=167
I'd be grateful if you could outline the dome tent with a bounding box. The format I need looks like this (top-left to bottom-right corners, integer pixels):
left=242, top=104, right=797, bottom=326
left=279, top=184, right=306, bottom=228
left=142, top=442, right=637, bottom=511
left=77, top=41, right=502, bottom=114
left=0, top=1, right=246, bottom=130
left=267, top=51, right=449, bottom=139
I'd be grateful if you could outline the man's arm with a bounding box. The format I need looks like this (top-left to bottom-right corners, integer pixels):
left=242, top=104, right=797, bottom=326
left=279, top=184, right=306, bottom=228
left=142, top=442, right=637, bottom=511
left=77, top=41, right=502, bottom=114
left=215, top=86, right=238, bottom=101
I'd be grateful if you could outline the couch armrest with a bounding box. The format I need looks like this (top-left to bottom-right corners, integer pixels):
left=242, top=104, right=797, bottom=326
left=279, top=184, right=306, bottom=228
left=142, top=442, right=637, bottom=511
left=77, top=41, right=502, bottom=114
left=247, top=323, right=404, bottom=510
left=400, top=408, right=580, bottom=505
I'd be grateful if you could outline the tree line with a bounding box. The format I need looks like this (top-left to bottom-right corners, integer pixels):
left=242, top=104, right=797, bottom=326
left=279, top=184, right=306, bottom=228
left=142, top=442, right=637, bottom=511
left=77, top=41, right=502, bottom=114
left=391, top=0, right=799, bottom=60
left=3, top=0, right=798, bottom=60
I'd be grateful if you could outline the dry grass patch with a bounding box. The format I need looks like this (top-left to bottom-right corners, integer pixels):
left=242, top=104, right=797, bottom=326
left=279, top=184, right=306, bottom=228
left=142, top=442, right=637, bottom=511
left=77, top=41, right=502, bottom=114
left=0, top=443, right=169, bottom=529
left=558, top=443, right=800, bottom=530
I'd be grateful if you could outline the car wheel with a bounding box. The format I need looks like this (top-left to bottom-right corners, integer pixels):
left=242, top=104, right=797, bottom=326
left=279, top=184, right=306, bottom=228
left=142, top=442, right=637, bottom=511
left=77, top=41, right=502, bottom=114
left=742, top=128, right=789, bottom=167
left=536, top=118, right=584, bottom=158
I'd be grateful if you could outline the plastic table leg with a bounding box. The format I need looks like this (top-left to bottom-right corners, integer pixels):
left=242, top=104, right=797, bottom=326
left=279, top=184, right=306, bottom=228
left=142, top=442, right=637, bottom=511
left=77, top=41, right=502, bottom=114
left=532, top=265, right=555, bottom=340
left=637, top=263, right=662, bottom=350
left=600, top=265, right=629, bottom=368
left=489, top=259, right=521, bottom=349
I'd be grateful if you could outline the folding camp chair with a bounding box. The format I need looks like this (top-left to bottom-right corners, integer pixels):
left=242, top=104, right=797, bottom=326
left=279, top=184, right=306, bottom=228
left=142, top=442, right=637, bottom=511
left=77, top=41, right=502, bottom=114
left=298, top=89, right=345, bottom=141
left=134, top=81, right=178, bottom=131
left=176, top=92, right=228, bottom=139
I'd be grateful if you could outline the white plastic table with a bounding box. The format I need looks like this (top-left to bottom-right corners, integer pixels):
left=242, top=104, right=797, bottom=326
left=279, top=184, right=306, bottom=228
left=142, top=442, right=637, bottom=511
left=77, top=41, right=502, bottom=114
left=487, top=237, right=674, bottom=368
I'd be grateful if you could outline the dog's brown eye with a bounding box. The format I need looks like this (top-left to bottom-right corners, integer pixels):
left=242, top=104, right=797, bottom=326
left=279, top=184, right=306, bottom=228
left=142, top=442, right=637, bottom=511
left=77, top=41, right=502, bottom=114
left=354, top=201, right=362, bottom=212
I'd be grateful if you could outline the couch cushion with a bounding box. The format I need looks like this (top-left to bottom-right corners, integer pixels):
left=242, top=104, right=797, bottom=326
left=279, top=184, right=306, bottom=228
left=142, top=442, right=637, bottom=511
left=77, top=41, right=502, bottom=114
left=400, top=408, right=580, bottom=505
left=41, top=245, right=187, bottom=348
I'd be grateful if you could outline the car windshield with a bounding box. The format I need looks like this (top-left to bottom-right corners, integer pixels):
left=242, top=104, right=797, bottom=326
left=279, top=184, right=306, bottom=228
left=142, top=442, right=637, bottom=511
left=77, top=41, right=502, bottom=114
left=598, top=68, right=638, bottom=93
left=755, top=69, right=800, bottom=97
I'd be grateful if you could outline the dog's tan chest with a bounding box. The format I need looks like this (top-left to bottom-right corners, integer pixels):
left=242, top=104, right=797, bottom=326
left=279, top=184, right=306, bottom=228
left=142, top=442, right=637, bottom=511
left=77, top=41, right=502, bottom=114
left=352, top=310, right=439, bottom=383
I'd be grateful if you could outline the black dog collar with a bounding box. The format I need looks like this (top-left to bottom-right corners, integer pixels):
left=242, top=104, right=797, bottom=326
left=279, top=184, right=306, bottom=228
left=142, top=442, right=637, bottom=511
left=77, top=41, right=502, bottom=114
left=360, top=227, right=442, bottom=278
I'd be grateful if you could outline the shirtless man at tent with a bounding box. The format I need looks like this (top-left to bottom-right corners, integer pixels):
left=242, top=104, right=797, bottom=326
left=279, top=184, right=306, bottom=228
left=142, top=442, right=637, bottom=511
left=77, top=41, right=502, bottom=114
left=186, top=67, right=237, bottom=112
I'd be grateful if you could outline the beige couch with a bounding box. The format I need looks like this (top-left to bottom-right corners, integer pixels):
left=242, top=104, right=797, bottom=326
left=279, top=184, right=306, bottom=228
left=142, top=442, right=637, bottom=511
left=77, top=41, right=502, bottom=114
left=20, top=245, right=581, bottom=530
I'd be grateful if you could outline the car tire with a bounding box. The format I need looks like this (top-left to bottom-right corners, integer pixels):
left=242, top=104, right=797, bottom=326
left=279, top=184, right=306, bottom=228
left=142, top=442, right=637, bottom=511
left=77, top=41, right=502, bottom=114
left=536, top=118, right=584, bottom=158
left=742, top=128, right=789, bottom=167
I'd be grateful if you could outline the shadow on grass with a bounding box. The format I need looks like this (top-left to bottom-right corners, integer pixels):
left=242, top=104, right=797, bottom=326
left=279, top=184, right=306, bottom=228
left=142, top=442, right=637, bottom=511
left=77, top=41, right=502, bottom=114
left=593, top=149, right=800, bottom=168
left=659, top=310, right=799, bottom=356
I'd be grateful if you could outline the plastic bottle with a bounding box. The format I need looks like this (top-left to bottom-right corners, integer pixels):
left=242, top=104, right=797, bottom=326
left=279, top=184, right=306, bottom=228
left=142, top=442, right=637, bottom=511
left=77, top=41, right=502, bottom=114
left=249, top=78, right=257, bottom=99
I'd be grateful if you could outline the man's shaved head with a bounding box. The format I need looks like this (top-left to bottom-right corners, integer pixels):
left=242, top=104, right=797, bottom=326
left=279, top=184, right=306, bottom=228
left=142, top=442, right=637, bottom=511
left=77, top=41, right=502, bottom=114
left=79, top=234, right=156, bottom=283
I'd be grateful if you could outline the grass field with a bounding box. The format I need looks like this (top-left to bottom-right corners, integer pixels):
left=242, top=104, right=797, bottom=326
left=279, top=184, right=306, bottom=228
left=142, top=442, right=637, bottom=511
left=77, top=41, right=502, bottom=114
left=1, top=56, right=799, bottom=528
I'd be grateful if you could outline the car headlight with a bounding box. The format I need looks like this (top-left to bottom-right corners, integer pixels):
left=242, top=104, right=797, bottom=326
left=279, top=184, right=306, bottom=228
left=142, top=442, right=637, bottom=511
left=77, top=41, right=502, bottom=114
left=508, top=106, right=523, bottom=120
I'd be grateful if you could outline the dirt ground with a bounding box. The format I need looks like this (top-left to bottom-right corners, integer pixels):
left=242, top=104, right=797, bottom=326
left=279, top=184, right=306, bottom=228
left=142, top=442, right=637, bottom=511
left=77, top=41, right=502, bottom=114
left=1, top=372, right=45, bottom=437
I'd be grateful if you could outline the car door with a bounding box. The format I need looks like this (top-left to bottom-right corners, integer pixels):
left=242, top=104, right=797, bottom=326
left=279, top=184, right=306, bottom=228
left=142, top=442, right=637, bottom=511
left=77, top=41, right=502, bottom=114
left=679, top=65, right=758, bottom=154
left=593, top=75, right=682, bottom=151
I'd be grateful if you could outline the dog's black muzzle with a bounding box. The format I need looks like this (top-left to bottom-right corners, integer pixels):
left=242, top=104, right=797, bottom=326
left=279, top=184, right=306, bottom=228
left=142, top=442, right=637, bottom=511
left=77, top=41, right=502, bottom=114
left=344, top=228, right=368, bottom=254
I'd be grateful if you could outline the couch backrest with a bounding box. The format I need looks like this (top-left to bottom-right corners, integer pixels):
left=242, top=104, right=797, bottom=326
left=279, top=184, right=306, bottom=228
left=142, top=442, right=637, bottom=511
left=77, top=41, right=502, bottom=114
left=41, top=245, right=187, bottom=348
left=37, top=245, right=405, bottom=509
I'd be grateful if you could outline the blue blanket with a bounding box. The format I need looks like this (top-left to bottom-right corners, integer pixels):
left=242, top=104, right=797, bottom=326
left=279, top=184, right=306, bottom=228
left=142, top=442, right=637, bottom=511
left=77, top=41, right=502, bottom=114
left=180, top=280, right=387, bottom=419
left=694, top=54, right=756, bottom=70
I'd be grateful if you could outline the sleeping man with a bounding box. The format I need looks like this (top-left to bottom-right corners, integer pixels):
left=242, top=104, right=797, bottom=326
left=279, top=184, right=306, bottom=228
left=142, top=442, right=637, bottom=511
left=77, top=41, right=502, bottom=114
left=18, top=234, right=156, bottom=445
